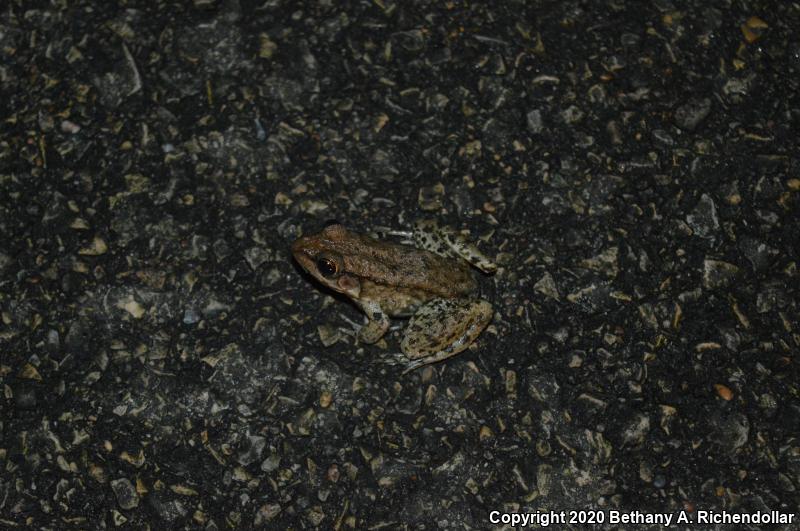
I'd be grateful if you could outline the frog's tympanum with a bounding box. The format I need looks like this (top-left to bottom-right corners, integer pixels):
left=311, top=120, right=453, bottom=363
left=292, top=220, right=496, bottom=372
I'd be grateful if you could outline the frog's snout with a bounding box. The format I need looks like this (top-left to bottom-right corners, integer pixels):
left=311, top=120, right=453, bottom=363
left=290, top=237, right=304, bottom=257
left=291, top=238, right=313, bottom=270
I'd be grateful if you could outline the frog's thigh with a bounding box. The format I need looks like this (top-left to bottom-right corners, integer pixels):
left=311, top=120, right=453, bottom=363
left=400, top=298, right=492, bottom=372
left=358, top=299, right=390, bottom=344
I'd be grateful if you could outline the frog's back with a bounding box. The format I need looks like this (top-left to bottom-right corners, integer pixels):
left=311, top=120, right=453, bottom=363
left=343, top=233, right=477, bottom=297
left=326, top=226, right=478, bottom=298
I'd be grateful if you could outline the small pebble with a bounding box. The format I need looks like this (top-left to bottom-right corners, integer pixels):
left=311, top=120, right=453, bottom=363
left=714, top=384, right=734, bottom=401
left=78, top=236, right=108, bottom=256
left=111, top=478, right=140, bottom=510
left=674, top=98, right=712, bottom=131
left=741, top=16, right=768, bottom=43
left=319, top=390, right=333, bottom=408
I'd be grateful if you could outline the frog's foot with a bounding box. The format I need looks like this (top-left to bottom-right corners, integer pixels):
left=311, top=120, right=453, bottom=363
left=412, top=219, right=497, bottom=274
left=357, top=300, right=390, bottom=344
left=400, top=298, right=493, bottom=373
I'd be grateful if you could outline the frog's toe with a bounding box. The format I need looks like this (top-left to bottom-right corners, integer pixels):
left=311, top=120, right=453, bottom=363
left=401, top=358, right=429, bottom=375
left=401, top=298, right=492, bottom=370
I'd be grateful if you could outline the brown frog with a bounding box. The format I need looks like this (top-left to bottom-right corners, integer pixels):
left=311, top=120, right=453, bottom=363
left=291, top=220, right=496, bottom=372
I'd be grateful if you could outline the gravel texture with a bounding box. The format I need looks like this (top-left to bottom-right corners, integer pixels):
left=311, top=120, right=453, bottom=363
left=1, top=1, right=799, bottom=529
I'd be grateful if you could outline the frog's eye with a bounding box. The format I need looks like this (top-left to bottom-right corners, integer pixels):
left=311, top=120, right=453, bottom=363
left=316, top=256, right=339, bottom=278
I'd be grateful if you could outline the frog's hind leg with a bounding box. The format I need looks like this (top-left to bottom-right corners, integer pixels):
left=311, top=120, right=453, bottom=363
left=412, top=219, right=496, bottom=273
left=400, top=298, right=493, bottom=374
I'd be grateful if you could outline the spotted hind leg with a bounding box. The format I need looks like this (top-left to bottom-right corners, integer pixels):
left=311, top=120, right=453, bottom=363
left=412, top=219, right=497, bottom=273
left=400, top=298, right=493, bottom=373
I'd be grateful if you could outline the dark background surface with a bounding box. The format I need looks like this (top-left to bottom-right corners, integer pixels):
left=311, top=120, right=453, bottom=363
left=1, top=0, right=799, bottom=528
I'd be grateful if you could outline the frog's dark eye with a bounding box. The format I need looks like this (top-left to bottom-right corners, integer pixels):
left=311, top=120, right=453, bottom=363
left=316, top=256, right=339, bottom=278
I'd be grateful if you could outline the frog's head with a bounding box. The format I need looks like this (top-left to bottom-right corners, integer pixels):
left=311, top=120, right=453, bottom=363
left=291, top=224, right=362, bottom=299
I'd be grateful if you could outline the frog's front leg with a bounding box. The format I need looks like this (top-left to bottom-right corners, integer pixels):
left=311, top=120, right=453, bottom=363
left=400, top=298, right=493, bottom=373
left=357, top=299, right=390, bottom=344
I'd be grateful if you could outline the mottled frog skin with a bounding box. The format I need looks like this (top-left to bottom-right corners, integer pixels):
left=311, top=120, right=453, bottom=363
left=291, top=220, right=495, bottom=372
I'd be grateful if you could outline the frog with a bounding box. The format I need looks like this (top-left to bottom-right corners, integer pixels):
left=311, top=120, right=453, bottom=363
left=291, top=219, right=496, bottom=373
